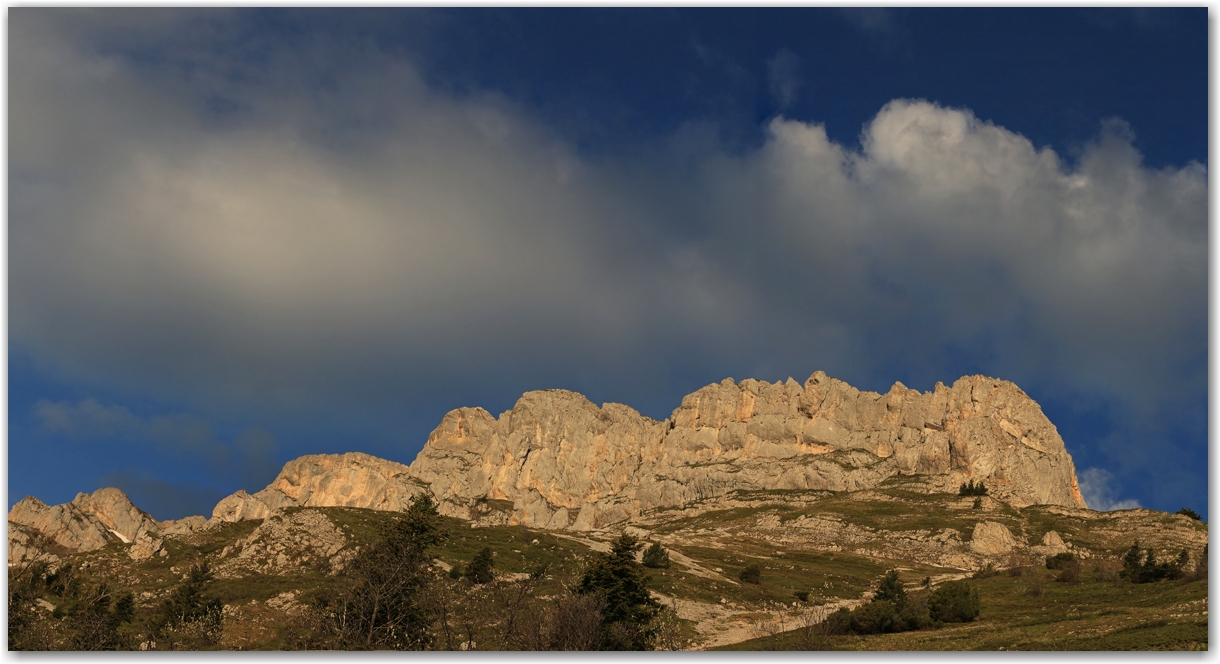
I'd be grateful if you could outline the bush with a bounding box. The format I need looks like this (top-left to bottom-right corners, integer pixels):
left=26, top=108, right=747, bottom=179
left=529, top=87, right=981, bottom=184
left=1045, top=552, right=1076, bottom=570
left=1176, top=508, right=1203, bottom=521
left=792, top=590, right=810, bottom=603
left=313, top=494, right=448, bottom=650
left=972, top=497, right=983, bottom=509
left=928, top=580, right=980, bottom=623
left=873, top=570, right=906, bottom=608
left=739, top=564, right=762, bottom=585
left=641, top=543, right=670, bottom=569
left=1120, top=541, right=1185, bottom=583
left=959, top=480, right=988, bottom=496
left=466, top=547, right=495, bottom=584
left=972, top=563, right=997, bottom=579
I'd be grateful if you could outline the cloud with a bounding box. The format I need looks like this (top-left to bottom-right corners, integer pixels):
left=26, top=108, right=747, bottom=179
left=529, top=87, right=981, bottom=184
left=9, top=11, right=1207, bottom=512
left=35, top=398, right=279, bottom=490
left=767, top=49, right=801, bottom=110
left=1077, top=467, right=1141, bottom=511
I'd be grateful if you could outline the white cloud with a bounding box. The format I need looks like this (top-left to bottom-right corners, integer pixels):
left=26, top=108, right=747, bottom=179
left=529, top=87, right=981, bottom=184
left=1077, top=467, right=1142, bottom=511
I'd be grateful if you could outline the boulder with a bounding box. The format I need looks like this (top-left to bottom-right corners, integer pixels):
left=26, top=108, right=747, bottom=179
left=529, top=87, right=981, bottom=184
left=211, top=490, right=273, bottom=523
left=970, top=521, right=1017, bottom=556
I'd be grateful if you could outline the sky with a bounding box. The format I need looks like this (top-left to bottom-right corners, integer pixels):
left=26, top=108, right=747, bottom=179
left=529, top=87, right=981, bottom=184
left=8, top=8, right=1209, bottom=521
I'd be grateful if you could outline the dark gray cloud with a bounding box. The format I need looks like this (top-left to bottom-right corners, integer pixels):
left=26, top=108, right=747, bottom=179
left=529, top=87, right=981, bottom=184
left=10, top=10, right=1205, bottom=513
left=96, top=469, right=228, bottom=522
left=35, top=398, right=280, bottom=492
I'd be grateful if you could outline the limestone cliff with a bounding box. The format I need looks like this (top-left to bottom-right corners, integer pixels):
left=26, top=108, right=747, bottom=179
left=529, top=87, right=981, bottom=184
left=210, top=452, right=429, bottom=522
left=409, top=371, right=1087, bottom=530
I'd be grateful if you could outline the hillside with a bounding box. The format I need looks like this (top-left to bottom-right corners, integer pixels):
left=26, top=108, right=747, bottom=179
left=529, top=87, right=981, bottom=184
left=7, top=373, right=1207, bottom=650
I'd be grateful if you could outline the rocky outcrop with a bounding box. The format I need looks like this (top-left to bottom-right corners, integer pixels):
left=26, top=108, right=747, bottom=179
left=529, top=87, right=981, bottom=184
left=212, top=490, right=274, bottom=523
left=70, top=487, right=159, bottom=543
left=9, top=495, right=121, bottom=555
left=211, top=452, right=430, bottom=522
left=409, top=372, right=1087, bottom=530
left=215, top=509, right=351, bottom=578
left=969, top=521, right=1017, bottom=556
left=160, top=515, right=209, bottom=536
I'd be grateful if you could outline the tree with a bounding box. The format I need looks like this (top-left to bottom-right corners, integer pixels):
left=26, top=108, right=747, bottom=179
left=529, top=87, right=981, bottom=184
left=958, top=480, right=988, bottom=496
left=315, top=493, right=448, bottom=650
left=150, top=562, right=224, bottom=650
left=927, top=580, right=980, bottom=623
left=873, top=570, right=907, bottom=609
left=65, top=582, right=135, bottom=650
left=1176, top=508, right=1203, bottom=521
left=641, top=543, right=670, bottom=569
left=466, top=547, right=495, bottom=585
left=575, top=532, right=660, bottom=650
left=739, top=564, right=762, bottom=585
left=1120, top=541, right=1185, bottom=583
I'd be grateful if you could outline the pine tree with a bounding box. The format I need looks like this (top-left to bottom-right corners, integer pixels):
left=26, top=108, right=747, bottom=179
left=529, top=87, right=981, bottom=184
left=642, top=543, right=670, bottom=569
left=575, top=532, right=660, bottom=650
left=466, top=547, right=495, bottom=584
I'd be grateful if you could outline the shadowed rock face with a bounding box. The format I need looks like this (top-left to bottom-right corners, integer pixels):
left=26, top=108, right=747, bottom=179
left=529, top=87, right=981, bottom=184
left=409, top=372, right=1087, bottom=530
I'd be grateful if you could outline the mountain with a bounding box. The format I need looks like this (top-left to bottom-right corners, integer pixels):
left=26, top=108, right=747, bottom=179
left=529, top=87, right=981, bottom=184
left=7, top=372, right=1207, bottom=651
left=203, top=371, right=1086, bottom=532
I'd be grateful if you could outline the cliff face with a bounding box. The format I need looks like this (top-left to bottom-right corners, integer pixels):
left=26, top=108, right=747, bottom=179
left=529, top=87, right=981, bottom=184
left=409, top=371, right=1087, bottom=529
left=211, top=452, right=430, bottom=522
left=12, top=371, right=1087, bottom=552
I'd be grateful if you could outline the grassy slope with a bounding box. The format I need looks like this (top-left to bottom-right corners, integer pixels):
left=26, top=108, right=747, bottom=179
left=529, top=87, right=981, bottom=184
left=24, top=487, right=1208, bottom=651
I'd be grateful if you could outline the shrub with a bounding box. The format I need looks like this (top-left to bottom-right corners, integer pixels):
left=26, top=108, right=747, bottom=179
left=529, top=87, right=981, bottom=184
left=958, top=480, right=988, bottom=496
left=313, top=494, right=448, bottom=650
left=792, top=590, right=810, bottom=603
left=1176, top=508, right=1203, bottom=521
left=448, top=565, right=463, bottom=579
left=873, top=570, right=906, bottom=608
left=972, top=563, right=997, bottom=579
left=1026, top=575, right=1044, bottom=597
left=641, top=543, right=670, bottom=569
left=1120, top=541, right=1185, bottom=583
left=739, top=564, right=762, bottom=585
left=466, top=547, right=495, bottom=584
left=1055, top=562, right=1081, bottom=584
left=1045, top=552, right=1076, bottom=570
left=928, top=580, right=980, bottom=623
left=972, top=497, right=983, bottom=509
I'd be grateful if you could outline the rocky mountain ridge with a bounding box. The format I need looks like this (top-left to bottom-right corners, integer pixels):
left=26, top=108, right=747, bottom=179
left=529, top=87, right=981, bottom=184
left=11, top=371, right=1095, bottom=565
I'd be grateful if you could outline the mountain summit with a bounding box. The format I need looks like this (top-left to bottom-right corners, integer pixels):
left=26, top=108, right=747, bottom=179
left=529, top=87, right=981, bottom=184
left=200, top=372, right=1086, bottom=531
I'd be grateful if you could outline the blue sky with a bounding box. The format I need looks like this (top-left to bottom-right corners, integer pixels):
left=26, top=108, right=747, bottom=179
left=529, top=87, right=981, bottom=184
left=8, top=8, right=1208, bottom=520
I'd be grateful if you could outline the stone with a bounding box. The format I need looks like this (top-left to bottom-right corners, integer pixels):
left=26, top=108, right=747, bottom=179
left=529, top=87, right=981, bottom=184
left=215, top=509, right=350, bottom=578
left=407, top=372, right=1087, bottom=530
left=970, top=521, right=1016, bottom=556
left=160, top=515, right=209, bottom=536
left=70, top=488, right=159, bottom=543
left=211, top=490, right=273, bottom=523
left=8, top=496, right=118, bottom=554
left=213, top=372, right=1089, bottom=533
left=128, top=531, right=164, bottom=561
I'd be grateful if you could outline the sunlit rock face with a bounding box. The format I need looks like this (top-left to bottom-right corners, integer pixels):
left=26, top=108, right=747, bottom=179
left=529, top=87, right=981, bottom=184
left=409, top=371, right=1087, bottom=530
left=211, top=452, right=430, bottom=522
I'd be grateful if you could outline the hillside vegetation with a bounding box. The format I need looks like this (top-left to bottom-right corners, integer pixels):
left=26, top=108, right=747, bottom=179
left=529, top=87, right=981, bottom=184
left=8, top=486, right=1206, bottom=650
